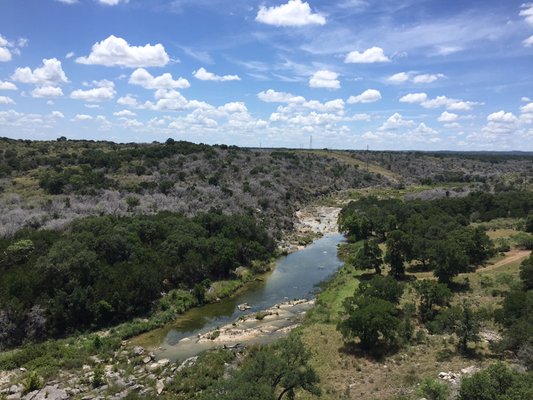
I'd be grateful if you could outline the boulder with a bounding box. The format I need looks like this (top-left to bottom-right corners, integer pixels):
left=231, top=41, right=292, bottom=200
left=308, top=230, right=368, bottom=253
left=156, top=379, right=165, bottom=395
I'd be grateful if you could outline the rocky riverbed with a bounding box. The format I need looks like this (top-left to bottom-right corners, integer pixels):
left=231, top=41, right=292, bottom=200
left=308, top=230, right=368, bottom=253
left=280, top=206, right=341, bottom=253
left=0, top=343, right=221, bottom=400
left=195, top=299, right=314, bottom=344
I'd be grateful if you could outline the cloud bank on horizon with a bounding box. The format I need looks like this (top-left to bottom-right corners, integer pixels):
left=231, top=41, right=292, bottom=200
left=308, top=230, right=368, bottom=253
left=0, top=0, right=532, bottom=150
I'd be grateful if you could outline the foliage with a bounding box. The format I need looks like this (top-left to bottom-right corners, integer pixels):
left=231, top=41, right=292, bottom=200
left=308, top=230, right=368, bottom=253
left=339, top=193, right=518, bottom=284
left=358, top=275, right=404, bottom=304
left=496, top=254, right=533, bottom=362
left=338, top=295, right=401, bottom=349
left=0, top=211, right=274, bottom=348
left=458, top=363, right=533, bottom=400
left=211, top=334, right=321, bottom=400
left=169, top=335, right=321, bottom=400
left=350, top=239, right=383, bottom=274
left=417, top=377, right=450, bottom=400
left=166, top=350, right=234, bottom=399
left=23, top=371, right=43, bottom=394
left=454, top=301, right=481, bottom=354
left=414, top=280, right=452, bottom=322
left=385, top=230, right=409, bottom=278
left=525, top=213, right=533, bottom=234
left=92, top=364, right=106, bottom=388
left=520, top=254, right=533, bottom=291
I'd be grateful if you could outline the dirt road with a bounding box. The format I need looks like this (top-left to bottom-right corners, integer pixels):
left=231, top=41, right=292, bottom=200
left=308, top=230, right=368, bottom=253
left=478, top=249, right=531, bottom=272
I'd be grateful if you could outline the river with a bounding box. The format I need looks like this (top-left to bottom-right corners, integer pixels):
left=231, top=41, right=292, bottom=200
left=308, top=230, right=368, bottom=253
left=137, top=232, right=345, bottom=362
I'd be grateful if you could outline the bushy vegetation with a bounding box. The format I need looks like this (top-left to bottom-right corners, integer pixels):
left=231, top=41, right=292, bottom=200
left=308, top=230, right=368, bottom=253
left=495, top=253, right=533, bottom=367
left=337, top=276, right=407, bottom=351
left=338, top=192, right=533, bottom=283
left=166, top=334, right=320, bottom=400
left=0, top=211, right=275, bottom=349
left=458, top=363, right=533, bottom=400
left=0, top=138, right=384, bottom=238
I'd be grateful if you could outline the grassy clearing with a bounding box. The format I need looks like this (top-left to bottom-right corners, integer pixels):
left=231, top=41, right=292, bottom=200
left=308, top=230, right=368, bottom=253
left=317, top=183, right=470, bottom=207
left=300, top=150, right=403, bottom=182
left=486, top=228, right=519, bottom=239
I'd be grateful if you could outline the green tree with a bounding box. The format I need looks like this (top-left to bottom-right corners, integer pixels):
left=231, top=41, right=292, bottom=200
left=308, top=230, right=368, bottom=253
left=339, top=213, right=372, bottom=241
left=385, top=230, right=410, bottom=279
left=430, top=239, right=469, bottom=284
left=414, top=280, right=452, bottom=322
left=338, top=295, right=401, bottom=349
left=525, top=213, right=533, bottom=234
left=520, top=254, right=533, bottom=291
left=212, top=334, right=321, bottom=400
left=358, top=275, right=404, bottom=304
left=455, top=301, right=481, bottom=354
left=6, top=239, right=34, bottom=264
left=351, top=239, right=383, bottom=274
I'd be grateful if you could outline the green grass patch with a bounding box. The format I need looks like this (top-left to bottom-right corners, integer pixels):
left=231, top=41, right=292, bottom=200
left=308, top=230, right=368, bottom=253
left=307, top=264, right=360, bottom=324
left=205, top=280, right=243, bottom=302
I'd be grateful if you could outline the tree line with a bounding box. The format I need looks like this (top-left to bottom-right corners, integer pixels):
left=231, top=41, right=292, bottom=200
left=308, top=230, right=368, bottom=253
left=0, top=211, right=275, bottom=349
left=338, top=191, right=533, bottom=283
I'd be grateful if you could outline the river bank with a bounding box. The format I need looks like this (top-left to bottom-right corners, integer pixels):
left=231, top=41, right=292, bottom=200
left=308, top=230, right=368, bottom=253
left=0, top=205, right=344, bottom=399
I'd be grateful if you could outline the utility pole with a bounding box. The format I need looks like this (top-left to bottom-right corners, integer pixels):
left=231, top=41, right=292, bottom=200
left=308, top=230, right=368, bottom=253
left=366, top=144, right=369, bottom=172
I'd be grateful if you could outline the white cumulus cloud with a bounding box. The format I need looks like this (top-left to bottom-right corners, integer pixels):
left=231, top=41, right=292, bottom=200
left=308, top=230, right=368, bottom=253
left=521, top=102, right=533, bottom=113
left=399, top=92, right=428, bottom=103
left=51, top=111, right=64, bottom=119
left=345, top=46, right=389, bottom=63
left=523, top=35, right=533, bottom=47
left=520, top=3, right=533, bottom=26
left=98, top=0, right=129, bottom=5
left=347, top=89, right=382, bottom=104
left=0, top=47, right=11, bottom=62
left=0, top=35, right=12, bottom=62
left=379, top=113, right=415, bottom=130
left=11, top=58, right=69, bottom=85
left=438, top=111, right=458, bottom=122
left=114, top=109, right=136, bottom=117
left=412, top=73, right=445, bottom=84
left=257, top=89, right=304, bottom=103
left=31, top=86, right=64, bottom=98
left=71, top=80, right=116, bottom=102
left=400, top=93, right=480, bottom=111
left=76, top=35, right=169, bottom=68
left=309, top=70, right=340, bottom=89
left=0, top=81, right=17, bottom=90
left=387, top=72, right=445, bottom=84
left=73, top=114, right=93, bottom=121
left=256, top=0, right=326, bottom=27
left=487, top=110, right=518, bottom=123
left=0, top=95, right=15, bottom=104
left=129, top=68, right=190, bottom=89
left=387, top=72, right=409, bottom=84
left=193, top=67, right=240, bottom=82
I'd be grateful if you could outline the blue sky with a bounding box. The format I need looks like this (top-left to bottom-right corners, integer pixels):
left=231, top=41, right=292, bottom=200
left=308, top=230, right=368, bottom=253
left=0, top=0, right=532, bottom=150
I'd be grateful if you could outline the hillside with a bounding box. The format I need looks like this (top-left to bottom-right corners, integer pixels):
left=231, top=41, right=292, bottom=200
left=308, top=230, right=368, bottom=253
left=2, top=138, right=532, bottom=240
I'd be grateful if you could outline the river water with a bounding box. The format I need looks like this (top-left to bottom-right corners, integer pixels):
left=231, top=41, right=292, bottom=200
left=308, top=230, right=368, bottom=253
left=139, top=233, right=345, bottom=362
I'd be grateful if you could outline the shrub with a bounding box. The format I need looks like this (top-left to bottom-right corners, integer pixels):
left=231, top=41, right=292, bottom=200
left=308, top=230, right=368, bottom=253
left=92, top=364, right=106, bottom=388
left=23, top=371, right=43, bottom=394
left=458, top=363, right=533, bottom=400
left=417, top=377, right=450, bottom=400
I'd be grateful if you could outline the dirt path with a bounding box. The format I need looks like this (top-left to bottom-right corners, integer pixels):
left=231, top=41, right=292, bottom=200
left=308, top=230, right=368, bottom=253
left=477, top=249, right=531, bottom=272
